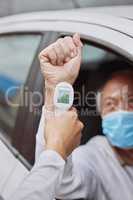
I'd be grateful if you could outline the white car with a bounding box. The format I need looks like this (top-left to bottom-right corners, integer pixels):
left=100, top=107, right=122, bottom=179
left=0, top=5, right=133, bottom=199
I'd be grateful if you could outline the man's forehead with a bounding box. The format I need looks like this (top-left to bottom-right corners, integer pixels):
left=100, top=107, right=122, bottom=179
left=102, top=77, right=133, bottom=99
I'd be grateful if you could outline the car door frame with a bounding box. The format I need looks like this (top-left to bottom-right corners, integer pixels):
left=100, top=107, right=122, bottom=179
left=12, top=31, right=59, bottom=164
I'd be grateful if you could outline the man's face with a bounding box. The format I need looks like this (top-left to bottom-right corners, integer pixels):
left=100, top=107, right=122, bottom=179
left=101, top=75, right=133, bottom=116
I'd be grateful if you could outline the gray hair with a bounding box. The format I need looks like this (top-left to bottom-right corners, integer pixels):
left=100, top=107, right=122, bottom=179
left=96, top=91, right=102, bottom=114
left=96, top=69, right=133, bottom=114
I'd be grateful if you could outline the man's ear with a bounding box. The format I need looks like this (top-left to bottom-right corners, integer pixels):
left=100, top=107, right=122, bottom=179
left=96, top=91, right=102, bottom=114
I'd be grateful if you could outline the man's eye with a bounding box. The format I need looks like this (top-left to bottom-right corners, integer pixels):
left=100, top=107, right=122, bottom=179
left=105, top=101, right=114, bottom=107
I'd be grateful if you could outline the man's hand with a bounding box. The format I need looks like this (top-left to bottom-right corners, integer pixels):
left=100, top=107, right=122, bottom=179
left=39, top=33, right=83, bottom=89
left=45, top=108, right=84, bottom=160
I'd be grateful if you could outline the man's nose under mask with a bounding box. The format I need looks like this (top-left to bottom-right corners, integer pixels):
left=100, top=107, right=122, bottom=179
left=102, top=110, right=133, bottom=149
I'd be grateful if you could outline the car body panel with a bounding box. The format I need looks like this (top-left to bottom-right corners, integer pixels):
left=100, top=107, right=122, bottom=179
left=75, top=5, right=133, bottom=19
left=0, top=6, right=133, bottom=35
left=0, top=20, right=133, bottom=62
left=0, top=137, right=28, bottom=199
left=0, top=7, right=133, bottom=62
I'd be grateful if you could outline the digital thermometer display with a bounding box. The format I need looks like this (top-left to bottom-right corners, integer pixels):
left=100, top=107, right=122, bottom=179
left=57, top=88, right=70, bottom=104
left=54, top=82, right=74, bottom=114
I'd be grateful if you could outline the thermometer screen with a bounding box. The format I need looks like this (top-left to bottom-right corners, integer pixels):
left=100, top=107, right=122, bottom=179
left=57, top=88, right=70, bottom=104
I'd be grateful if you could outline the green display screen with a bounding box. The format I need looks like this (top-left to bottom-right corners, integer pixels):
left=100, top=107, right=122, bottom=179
left=57, top=89, right=70, bottom=104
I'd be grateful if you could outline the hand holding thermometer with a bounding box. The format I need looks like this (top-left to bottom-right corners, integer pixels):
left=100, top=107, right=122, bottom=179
left=54, top=82, right=74, bottom=116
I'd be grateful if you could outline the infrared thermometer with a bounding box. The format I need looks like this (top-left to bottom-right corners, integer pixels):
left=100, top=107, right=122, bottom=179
left=54, top=82, right=74, bottom=115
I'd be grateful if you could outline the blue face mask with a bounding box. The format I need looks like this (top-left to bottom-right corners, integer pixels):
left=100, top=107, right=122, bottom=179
left=102, top=111, right=133, bottom=149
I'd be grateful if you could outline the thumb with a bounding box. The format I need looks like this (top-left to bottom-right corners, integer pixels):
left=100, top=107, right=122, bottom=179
left=73, top=33, right=83, bottom=48
left=71, top=45, right=82, bottom=65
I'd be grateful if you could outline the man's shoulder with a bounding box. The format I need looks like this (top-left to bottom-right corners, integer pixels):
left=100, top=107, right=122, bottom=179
left=75, top=135, right=109, bottom=156
left=82, top=135, right=111, bottom=155
left=73, top=135, right=111, bottom=169
left=88, top=135, right=108, bottom=147
left=84, top=135, right=113, bottom=162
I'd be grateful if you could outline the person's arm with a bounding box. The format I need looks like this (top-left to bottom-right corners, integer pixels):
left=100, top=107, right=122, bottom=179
left=35, top=33, right=97, bottom=199
left=36, top=108, right=97, bottom=200
left=35, top=106, right=46, bottom=161
left=36, top=33, right=83, bottom=161
left=9, top=150, right=65, bottom=200
left=10, top=106, right=82, bottom=200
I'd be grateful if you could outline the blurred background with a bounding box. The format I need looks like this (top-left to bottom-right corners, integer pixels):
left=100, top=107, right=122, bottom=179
left=0, top=0, right=133, bottom=17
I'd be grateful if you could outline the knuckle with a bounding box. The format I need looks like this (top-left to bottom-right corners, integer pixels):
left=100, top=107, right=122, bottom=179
left=64, top=37, right=73, bottom=45
left=54, top=43, right=63, bottom=54
left=57, top=38, right=63, bottom=43
left=50, top=51, right=56, bottom=59
left=69, top=111, right=77, bottom=119
left=78, top=121, right=84, bottom=130
left=72, top=111, right=78, bottom=119
left=38, top=51, right=43, bottom=59
left=53, top=42, right=59, bottom=50
left=70, top=45, right=75, bottom=51
left=55, top=40, right=62, bottom=47
left=72, top=107, right=77, bottom=113
left=64, top=36, right=72, bottom=41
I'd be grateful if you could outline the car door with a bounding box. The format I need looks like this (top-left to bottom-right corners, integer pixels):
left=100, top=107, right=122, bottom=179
left=12, top=32, right=59, bottom=165
left=0, top=32, right=42, bottom=136
left=0, top=30, right=60, bottom=198
left=0, top=32, right=43, bottom=198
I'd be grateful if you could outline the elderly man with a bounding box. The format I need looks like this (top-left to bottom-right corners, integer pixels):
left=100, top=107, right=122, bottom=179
left=36, top=33, right=133, bottom=200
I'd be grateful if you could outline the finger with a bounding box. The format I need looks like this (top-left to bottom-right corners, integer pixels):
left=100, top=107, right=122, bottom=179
left=69, top=45, right=82, bottom=72
left=39, top=45, right=53, bottom=60
left=76, top=121, right=84, bottom=133
left=57, top=38, right=66, bottom=61
left=68, top=109, right=78, bottom=120
left=70, top=107, right=78, bottom=114
left=46, top=47, right=57, bottom=66
left=59, top=38, right=71, bottom=59
left=40, top=56, right=49, bottom=64
left=39, top=51, right=49, bottom=63
left=63, top=37, right=77, bottom=62
left=53, top=42, right=65, bottom=66
left=73, top=33, right=83, bottom=48
left=63, top=36, right=77, bottom=58
left=39, top=48, right=55, bottom=66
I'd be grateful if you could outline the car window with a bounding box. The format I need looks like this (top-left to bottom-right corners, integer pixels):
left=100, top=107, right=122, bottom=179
left=82, top=44, right=117, bottom=68
left=0, top=34, right=42, bottom=138
left=74, top=41, right=132, bottom=144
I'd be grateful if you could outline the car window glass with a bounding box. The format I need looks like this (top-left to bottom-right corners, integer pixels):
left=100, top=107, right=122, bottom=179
left=0, top=34, right=41, bottom=138
left=82, top=44, right=115, bottom=64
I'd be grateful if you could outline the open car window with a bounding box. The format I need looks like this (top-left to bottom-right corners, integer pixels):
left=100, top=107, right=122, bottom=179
left=74, top=40, right=133, bottom=144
